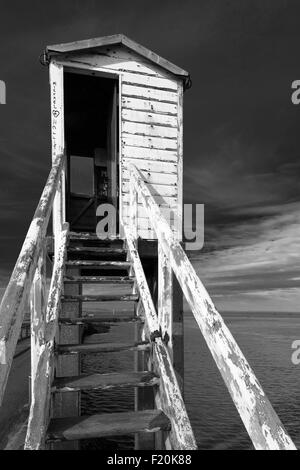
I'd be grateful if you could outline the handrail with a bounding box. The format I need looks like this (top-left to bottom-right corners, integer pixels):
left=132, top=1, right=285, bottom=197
left=0, top=153, right=65, bottom=405
left=25, top=223, right=69, bottom=450
left=124, top=227, right=197, bottom=450
left=127, top=163, right=296, bottom=451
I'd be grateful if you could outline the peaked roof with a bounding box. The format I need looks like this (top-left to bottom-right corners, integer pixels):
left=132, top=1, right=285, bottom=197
left=45, top=34, right=191, bottom=88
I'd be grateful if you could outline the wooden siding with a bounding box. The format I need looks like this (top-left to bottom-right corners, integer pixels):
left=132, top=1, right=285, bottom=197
left=57, top=44, right=182, bottom=239
left=121, top=70, right=180, bottom=238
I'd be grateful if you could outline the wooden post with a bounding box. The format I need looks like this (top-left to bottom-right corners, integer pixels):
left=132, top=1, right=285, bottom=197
left=50, top=61, right=80, bottom=449
left=158, top=245, right=173, bottom=357
left=157, top=245, right=173, bottom=450
left=27, top=245, right=47, bottom=448
left=128, top=180, right=155, bottom=449
left=25, top=226, right=69, bottom=449
left=129, top=173, right=138, bottom=242
left=157, top=247, right=184, bottom=445
left=172, top=274, right=184, bottom=392
left=134, top=301, right=155, bottom=450
left=50, top=61, right=65, bottom=258
left=30, top=246, right=47, bottom=406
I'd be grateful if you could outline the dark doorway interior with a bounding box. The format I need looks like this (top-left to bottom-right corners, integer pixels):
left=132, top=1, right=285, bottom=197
left=64, top=71, right=118, bottom=232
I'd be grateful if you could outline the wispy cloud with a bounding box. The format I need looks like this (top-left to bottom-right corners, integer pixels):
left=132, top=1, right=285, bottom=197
left=191, top=200, right=300, bottom=311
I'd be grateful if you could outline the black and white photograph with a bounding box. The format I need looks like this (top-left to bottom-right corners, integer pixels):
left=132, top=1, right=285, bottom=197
left=0, top=0, right=299, bottom=455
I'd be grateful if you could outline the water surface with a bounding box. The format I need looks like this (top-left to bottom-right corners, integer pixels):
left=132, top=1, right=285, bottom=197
left=81, top=310, right=300, bottom=449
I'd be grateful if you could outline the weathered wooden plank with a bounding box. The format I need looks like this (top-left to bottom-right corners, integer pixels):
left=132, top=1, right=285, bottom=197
left=64, top=275, right=135, bottom=284
left=158, top=245, right=173, bottom=358
left=25, top=225, right=69, bottom=450
left=123, top=206, right=165, bottom=223
left=123, top=169, right=177, bottom=186
left=57, top=341, right=150, bottom=354
left=122, top=84, right=178, bottom=103
left=52, top=371, right=159, bottom=392
left=177, top=82, right=183, bottom=239
left=50, top=62, right=65, bottom=256
left=50, top=63, right=64, bottom=162
left=122, top=215, right=178, bottom=233
left=122, top=109, right=177, bottom=127
left=171, top=275, right=184, bottom=392
left=134, top=302, right=155, bottom=450
left=0, top=153, right=65, bottom=405
left=59, top=52, right=167, bottom=77
left=122, top=157, right=177, bottom=175
left=129, top=168, right=138, bottom=243
left=130, top=163, right=297, bottom=451
left=122, top=97, right=177, bottom=115
left=122, top=193, right=177, bottom=208
left=122, top=146, right=177, bottom=163
left=59, top=316, right=143, bottom=325
left=39, top=229, right=69, bottom=404
left=122, top=134, right=177, bottom=150
left=109, top=81, right=118, bottom=222
left=29, top=245, right=47, bottom=404
left=65, top=260, right=130, bottom=268
left=69, top=231, right=122, bottom=241
left=122, top=121, right=177, bottom=139
left=67, top=246, right=126, bottom=256
left=122, top=72, right=178, bottom=91
left=123, top=181, right=177, bottom=198
left=57, top=263, right=82, bottom=391
left=61, top=294, right=139, bottom=302
left=47, top=410, right=170, bottom=442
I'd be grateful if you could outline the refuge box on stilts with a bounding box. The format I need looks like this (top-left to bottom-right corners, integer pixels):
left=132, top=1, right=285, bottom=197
left=0, top=34, right=296, bottom=452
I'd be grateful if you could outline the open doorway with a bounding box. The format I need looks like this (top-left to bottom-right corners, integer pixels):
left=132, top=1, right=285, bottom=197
left=64, top=70, right=119, bottom=233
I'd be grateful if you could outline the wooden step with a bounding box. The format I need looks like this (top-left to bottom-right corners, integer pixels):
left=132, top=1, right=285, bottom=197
left=67, top=247, right=127, bottom=256
left=64, top=275, right=135, bottom=284
left=52, top=371, right=160, bottom=393
left=47, top=409, right=170, bottom=442
left=69, top=232, right=122, bottom=241
left=56, top=341, right=150, bottom=354
left=66, top=260, right=131, bottom=269
left=61, top=294, right=139, bottom=302
left=59, top=316, right=143, bottom=325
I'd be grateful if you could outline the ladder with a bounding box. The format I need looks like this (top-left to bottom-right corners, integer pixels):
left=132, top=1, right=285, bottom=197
left=0, top=154, right=296, bottom=450
left=24, top=227, right=195, bottom=450
left=45, top=233, right=176, bottom=448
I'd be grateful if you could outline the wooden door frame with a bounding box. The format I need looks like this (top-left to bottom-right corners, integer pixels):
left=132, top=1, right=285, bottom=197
left=55, top=63, right=120, bottom=231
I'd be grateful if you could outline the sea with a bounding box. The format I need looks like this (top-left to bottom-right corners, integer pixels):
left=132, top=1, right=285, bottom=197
left=80, top=309, right=300, bottom=450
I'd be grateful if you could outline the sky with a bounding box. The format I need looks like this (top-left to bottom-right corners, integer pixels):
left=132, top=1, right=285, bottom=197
left=0, top=0, right=299, bottom=311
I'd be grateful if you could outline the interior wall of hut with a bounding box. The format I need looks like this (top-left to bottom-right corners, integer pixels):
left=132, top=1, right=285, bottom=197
left=64, top=70, right=119, bottom=232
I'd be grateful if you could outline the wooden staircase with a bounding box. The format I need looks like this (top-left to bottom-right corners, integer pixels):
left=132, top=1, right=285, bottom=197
left=47, top=233, right=169, bottom=448
left=0, top=154, right=296, bottom=450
